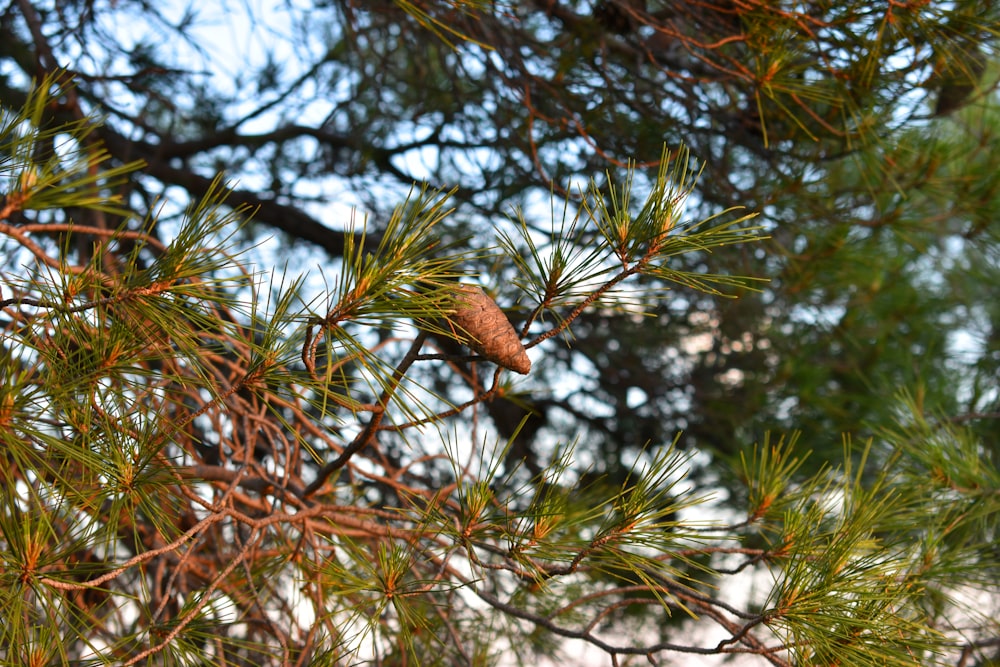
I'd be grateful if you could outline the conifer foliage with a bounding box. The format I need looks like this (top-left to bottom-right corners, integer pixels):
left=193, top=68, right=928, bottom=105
left=1, top=1, right=999, bottom=666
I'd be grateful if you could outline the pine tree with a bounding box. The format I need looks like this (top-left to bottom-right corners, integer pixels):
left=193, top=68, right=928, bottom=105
left=1, top=1, right=999, bottom=664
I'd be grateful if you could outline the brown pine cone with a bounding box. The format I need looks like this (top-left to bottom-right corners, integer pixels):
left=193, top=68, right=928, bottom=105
left=448, top=285, right=531, bottom=374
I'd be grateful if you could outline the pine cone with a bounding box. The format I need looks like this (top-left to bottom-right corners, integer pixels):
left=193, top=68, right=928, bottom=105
left=448, top=285, right=531, bottom=374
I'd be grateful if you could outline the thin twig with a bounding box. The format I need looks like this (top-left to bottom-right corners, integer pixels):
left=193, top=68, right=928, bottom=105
left=303, top=331, right=429, bottom=496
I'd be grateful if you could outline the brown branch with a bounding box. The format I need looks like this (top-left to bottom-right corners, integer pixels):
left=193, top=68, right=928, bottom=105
left=525, top=259, right=646, bottom=349
left=303, top=331, right=429, bottom=497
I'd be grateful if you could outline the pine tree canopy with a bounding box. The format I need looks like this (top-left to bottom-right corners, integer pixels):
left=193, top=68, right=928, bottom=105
left=1, top=2, right=999, bottom=665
